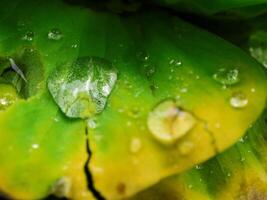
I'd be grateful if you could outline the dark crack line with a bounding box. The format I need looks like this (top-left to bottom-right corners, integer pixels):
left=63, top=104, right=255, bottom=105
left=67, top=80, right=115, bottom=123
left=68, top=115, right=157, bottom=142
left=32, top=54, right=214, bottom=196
left=84, top=126, right=106, bottom=200
left=193, top=114, right=220, bottom=154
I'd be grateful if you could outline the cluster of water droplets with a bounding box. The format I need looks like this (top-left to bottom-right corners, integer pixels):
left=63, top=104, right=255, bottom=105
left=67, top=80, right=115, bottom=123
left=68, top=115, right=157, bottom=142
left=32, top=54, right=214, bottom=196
left=212, top=67, right=249, bottom=109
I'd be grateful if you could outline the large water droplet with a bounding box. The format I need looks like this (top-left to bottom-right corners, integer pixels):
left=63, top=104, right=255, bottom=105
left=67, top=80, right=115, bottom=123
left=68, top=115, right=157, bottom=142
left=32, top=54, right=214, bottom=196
left=147, top=100, right=196, bottom=145
left=48, top=28, right=63, bottom=40
left=48, top=57, right=117, bottom=118
left=230, top=92, right=248, bottom=108
left=213, top=68, right=240, bottom=85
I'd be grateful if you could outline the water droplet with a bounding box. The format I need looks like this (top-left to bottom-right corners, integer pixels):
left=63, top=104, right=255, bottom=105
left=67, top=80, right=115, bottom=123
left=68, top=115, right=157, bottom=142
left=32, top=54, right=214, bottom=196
left=230, top=92, right=248, bottom=108
left=180, top=88, right=188, bottom=93
left=0, top=84, right=19, bottom=111
left=52, top=177, right=71, bottom=198
left=136, top=51, right=149, bottom=61
left=169, top=59, right=182, bottom=67
left=188, top=184, right=193, bottom=189
left=130, top=138, right=142, bottom=153
left=147, top=100, right=196, bottom=145
left=178, top=141, right=194, bottom=155
left=53, top=117, right=59, bottom=122
left=215, top=122, right=221, bottom=129
left=239, top=138, right=245, bottom=143
left=87, top=118, right=98, bottom=129
left=195, top=165, right=203, bottom=170
left=129, top=107, right=140, bottom=119
left=227, top=172, right=231, bottom=177
left=71, top=44, right=78, bottom=49
left=251, top=88, right=256, bottom=93
left=48, top=57, right=117, bottom=118
left=213, top=68, right=240, bottom=85
left=22, top=31, right=34, bottom=41
left=144, top=64, right=156, bottom=78
left=48, top=28, right=63, bottom=40
left=32, top=143, right=39, bottom=149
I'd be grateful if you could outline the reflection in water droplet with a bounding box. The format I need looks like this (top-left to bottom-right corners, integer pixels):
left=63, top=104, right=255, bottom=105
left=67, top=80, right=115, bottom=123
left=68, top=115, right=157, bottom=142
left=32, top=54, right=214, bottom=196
left=48, top=57, right=117, bottom=118
left=48, top=28, right=63, bottom=40
left=230, top=92, right=248, bottom=108
left=130, top=138, right=142, bottom=153
left=179, top=141, right=194, bottom=155
left=147, top=100, right=196, bottom=145
left=213, top=68, right=240, bottom=85
left=22, top=31, right=34, bottom=41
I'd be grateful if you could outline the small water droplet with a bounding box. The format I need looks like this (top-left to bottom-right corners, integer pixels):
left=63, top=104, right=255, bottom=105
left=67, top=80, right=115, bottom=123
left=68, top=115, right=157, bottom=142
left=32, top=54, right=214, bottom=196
left=180, top=88, right=188, bottom=93
left=48, top=28, right=63, bottom=40
left=215, top=122, right=221, bottom=129
left=144, top=64, right=156, bottom=78
left=136, top=51, right=149, bottom=62
left=239, top=138, right=245, bottom=143
left=147, top=100, right=196, bottom=145
left=250, top=88, right=256, bottom=93
left=169, top=59, right=182, bottom=67
left=21, top=31, right=34, bottom=41
left=32, top=143, right=39, bottom=149
left=178, top=141, right=194, bottom=155
left=52, top=177, right=71, bottom=198
left=130, top=138, right=142, bottom=153
left=71, top=44, right=78, bottom=49
left=213, top=68, right=240, bottom=85
left=230, top=92, right=248, bottom=108
left=129, top=107, right=140, bottom=119
left=127, top=121, right=132, bottom=127
left=0, top=84, right=19, bottom=111
left=188, top=184, right=193, bottom=189
left=240, top=157, right=246, bottom=162
left=227, top=172, right=231, bottom=177
left=87, top=118, right=98, bottom=129
left=195, top=165, right=203, bottom=170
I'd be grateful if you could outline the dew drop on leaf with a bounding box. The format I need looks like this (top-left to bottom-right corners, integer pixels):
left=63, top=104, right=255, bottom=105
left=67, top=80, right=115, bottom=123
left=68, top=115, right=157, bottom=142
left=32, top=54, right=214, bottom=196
left=0, top=84, right=19, bottom=111
left=147, top=99, right=196, bottom=145
left=230, top=92, right=248, bottom=108
left=130, top=137, right=142, bottom=153
left=213, top=68, right=240, bottom=85
left=48, top=57, right=117, bottom=118
left=21, top=31, right=34, bottom=41
left=48, top=28, right=63, bottom=40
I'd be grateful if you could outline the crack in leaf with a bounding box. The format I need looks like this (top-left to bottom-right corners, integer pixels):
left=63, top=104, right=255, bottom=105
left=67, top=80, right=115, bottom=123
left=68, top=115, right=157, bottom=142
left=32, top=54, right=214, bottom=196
left=84, top=126, right=106, bottom=200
